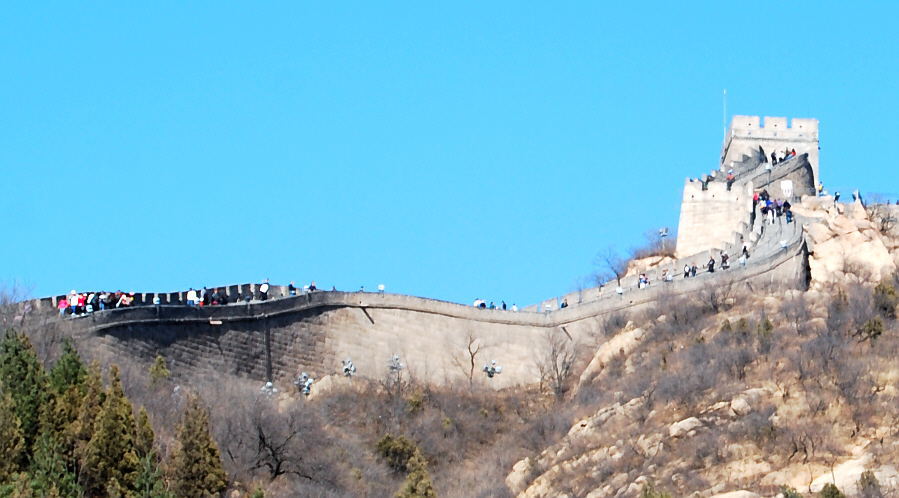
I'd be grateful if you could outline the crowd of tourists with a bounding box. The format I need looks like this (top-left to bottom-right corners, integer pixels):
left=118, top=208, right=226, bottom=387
left=57, top=290, right=136, bottom=316
left=754, top=189, right=794, bottom=225
left=771, top=148, right=798, bottom=165
left=472, top=299, right=518, bottom=312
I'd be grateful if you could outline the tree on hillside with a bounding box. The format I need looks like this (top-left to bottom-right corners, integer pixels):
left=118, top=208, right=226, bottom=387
left=71, top=362, right=105, bottom=469
left=864, top=194, right=897, bottom=234
left=451, top=332, right=482, bottom=388
left=134, top=452, right=172, bottom=498
left=536, top=331, right=577, bottom=401
left=594, top=247, right=629, bottom=287
left=170, top=394, right=228, bottom=498
left=48, top=339, right=87, bottom=396
left=0, top=330, right=49, bottom=464
left=395, top=452, right=436, bottom=498
left=42, top=339, right=89, bottom=462
left=28, top=432, right=82, bottom=498
left=149, top=354, right=170, bottom=386
left=134, top=407, right=156, bottom=460
left=80, top=365, right=141, bottom=494
left=0, top=390, right=24, bottom=481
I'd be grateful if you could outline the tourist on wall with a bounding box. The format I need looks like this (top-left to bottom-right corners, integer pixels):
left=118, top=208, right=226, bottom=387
left=186, top=288, right=198, bottom=306
left=259, top=280, right=270, bottom=301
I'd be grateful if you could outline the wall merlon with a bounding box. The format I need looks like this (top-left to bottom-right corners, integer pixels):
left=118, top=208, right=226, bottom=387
left=729, top=115, right=819, bottom=135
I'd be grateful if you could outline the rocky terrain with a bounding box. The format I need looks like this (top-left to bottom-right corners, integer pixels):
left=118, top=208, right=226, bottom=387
left=502, top=200, right=899, bottom=497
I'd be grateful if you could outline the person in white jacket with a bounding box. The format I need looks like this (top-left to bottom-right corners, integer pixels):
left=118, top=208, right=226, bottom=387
left=186, top=288, right=198, bottom=306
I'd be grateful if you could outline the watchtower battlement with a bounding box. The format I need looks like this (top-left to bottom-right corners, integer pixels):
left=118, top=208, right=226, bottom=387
left=722, top=116, right=820, bottom=185
left=726, top=115, right=818, bottom=139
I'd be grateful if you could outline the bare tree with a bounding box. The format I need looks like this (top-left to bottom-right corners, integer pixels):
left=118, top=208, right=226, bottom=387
left=781, top=291, right=812, bottom=336
left=594, top=247, right=629, bottom=287
left=631, top=229, right=676, bottom=260
left=0, top=281, right=31, bottom=330
left=864, top=194, right=897, bottom=234
left=694, top=275, right=738, bottom=313
left=536, top=330, right=577, bottom=401
left=451, top=332, right=482, bottom=388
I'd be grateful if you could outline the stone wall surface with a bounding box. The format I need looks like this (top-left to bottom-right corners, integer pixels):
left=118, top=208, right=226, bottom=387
left=675, top=181, right=753, bottom=258
left=38, top=214, right=806, bottom=391
left=18, top=115, right=825, bottom=391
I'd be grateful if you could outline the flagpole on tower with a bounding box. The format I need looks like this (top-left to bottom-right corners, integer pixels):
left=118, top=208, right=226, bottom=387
left=722, top=89, right=727, bottom=138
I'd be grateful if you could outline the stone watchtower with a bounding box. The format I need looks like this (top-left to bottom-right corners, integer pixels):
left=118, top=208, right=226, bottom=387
left=722, top=116, right=819, bottom=186
left=674, top=116, right=819, bottom=259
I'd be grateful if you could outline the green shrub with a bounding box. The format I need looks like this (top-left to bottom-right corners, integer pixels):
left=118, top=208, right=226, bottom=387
left=856, top=318, right=884, bottom=342
left=395, top=452, right=436, bottom=498
left=873, top=281, right=898, bottom=318
left=858, top=470, right=883, bottom=498
left=640, top=481, right=672, bottom=498
left=148, top=354, right=170, bottom=385
left=781, top=486, right=803, bottom=498
left=819, top=483, right=845, bottom=498
left=376, top=434, right=419, bottom=473
left=405, top=391, right=424, bottom=414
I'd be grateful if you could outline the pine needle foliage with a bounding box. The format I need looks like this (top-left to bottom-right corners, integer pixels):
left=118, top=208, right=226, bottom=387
left=0, top=391, right=24, bottom=480
left=80, top=365, right=140, bottom=495
left=170, top=394, right=228, bottom=498
left=148, top=355, right=170, bottom=386
left=0, top=330, right=49, bottom=462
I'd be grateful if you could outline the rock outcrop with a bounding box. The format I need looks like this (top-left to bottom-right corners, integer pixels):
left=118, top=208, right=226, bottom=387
left=796, top=199, right=896, bottom=288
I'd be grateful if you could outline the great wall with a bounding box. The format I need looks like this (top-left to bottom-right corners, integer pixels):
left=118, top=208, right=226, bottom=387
left=14, top=116, right=842, bottom=390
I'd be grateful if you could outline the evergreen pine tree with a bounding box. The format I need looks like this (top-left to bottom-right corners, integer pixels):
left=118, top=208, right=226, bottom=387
left=47, top=339, right=86, bottom=396
left=28, top=433, right=82, bottom=498
left=170, top=395, right=228, bottom=498
left=395, top=452, right=436, bottom=498
left=148, top=355, right=170, bottom=386
left=0, top=330, right=49, bottom=462
left=71, top=361, right=105, bottom=472
left=80, top=365, right=140, bottom=495
left=0, top=390, right=24, bottom=481
left=41, top=382, right=85, bottom=466
left=134, top=407, right=156, bottom=460
left=41, top=342, right=88, bottom=466
left=0, top=472, right=35, bottom=497
left=134, top=453, right=173, bottom=498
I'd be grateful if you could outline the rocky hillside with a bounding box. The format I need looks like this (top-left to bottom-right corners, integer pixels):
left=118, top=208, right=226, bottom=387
left=6, top=199, right=899, bottom=498
left=504, top=201, right=899, bottom=497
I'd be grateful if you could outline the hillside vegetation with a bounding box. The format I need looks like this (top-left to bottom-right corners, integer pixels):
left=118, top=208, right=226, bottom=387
left=3, top=202, right=899, bottom=497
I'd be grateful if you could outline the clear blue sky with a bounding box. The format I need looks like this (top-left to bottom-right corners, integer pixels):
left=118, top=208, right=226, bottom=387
left=2, top=2, right=897, bottom=305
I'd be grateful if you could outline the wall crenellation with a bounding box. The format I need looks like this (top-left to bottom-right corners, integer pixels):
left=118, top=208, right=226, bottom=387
left=727, top=115, right=819, bottom=138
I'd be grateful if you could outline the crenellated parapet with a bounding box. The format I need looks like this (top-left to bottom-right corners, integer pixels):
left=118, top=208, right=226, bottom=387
left=722, top=116, right=820, bottom=185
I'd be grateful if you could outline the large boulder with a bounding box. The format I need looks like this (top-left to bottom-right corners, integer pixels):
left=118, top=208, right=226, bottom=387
left=802, top=208, right=896, bottom=288
left=669, top=417, right=703, bottom=438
